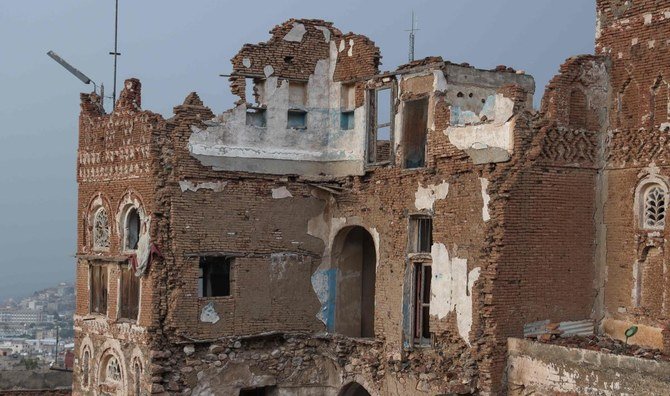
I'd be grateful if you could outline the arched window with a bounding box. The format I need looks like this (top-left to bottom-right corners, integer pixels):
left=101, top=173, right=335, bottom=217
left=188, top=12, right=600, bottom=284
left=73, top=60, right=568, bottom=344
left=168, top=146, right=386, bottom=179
left=81, top=348, right=90, bottom=388
left=643, top=184, right=667, bottom=230
left=92, top=207, right=110, bottom=250
left=133, top=361, right=142, bottom=395
left=103, top=355, right=122, bottom=383
left=125, top=208, right=141, bottom=250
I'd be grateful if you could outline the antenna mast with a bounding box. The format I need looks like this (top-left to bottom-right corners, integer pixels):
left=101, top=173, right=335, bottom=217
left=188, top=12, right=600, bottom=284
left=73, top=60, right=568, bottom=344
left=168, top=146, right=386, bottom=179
left=406, top=11, right=419, bottom=62
left=109, top=0, right=121, bottom=109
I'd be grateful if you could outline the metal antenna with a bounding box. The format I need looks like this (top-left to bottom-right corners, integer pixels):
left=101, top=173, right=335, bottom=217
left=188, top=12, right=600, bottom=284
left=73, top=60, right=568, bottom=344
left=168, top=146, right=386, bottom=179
left=47, top=50, right=104, bottom=109
left=109, top=0, right=121, bottom=109
left=405, top=11, right=420, bottom=62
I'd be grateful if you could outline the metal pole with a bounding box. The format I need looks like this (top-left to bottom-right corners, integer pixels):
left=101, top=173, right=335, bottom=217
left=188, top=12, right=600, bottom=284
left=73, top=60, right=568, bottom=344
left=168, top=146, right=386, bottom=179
left=111, top=0, right=119, bottom=109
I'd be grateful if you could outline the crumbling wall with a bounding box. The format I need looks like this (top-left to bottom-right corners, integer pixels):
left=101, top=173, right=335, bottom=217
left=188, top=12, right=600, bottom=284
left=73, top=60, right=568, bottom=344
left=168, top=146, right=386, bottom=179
left=74, top=80, right=166, bottom=395
left=506, top=338, right=670, bottom=395
left=188, top=19, right=381, bottom=177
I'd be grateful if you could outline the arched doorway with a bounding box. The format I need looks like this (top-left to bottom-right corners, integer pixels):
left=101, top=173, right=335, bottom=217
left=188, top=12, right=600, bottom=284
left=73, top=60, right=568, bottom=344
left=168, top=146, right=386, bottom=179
left=339, top=382, right=372, bottom=396
left=331, top=226, right=376, bottom=338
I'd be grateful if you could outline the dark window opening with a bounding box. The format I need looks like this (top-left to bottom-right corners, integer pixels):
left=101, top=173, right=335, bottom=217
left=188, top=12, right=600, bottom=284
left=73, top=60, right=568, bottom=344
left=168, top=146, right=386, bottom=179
left=409, top=216, right=433, bottom=253
left=287, top=110, right=307, bottom=129
left=246, top=108, right=267, bottom=127
left=239, top=386, right=276, bottom=396
left=402, top=97, right=429, bottom=168
left=119, top=265, right=140, bottom=320
left=341, top=111, right=355, bottom=130
left=90, top=265, right=108, bottom=315
left=126, top=209, right=140, bottom=250
left=367, top=87, right=394, bottom=164
left=199, top=257, right=232, bottom=297
left=82, top=350, right=90, bottom=387
left=413, top=262, right=432, bottom=345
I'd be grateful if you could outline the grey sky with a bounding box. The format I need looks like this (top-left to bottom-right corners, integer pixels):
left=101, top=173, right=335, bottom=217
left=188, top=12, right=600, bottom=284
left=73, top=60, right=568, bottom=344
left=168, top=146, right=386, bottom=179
left=0, top=1, right=596, bottom=301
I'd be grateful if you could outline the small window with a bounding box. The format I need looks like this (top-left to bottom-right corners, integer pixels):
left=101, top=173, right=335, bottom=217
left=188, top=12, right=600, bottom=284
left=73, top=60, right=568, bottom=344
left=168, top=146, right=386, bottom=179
left=643, top=184, right=667, bottom=229
left=287, top=110, right=307, bottom=129
left=240, top=386, right=276, bottom=396
left=409, top=216, right=433, bottom=253
left=246, top=108, right=267, bottom=127
left=340, top=111, right=355, bottom=130
left=125, top=208, right=140, bottom=250
left=133, top=361, right=142, bottom=396
left=119, top=265, right=140, bottom=320
left=90, top=265, right=108, bottom=315
left=82, top=349, right=90, bottom=388
left=413, top=262, right=432, bottom=345
left=103, top=356, right=122, bottom=383
left=92, top=207, right=110, bottom=250
left=199, top=257, right=232, bottom=297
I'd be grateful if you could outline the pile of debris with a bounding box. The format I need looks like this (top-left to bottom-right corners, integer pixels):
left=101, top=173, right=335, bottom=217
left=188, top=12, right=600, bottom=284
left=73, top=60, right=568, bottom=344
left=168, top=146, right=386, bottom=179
left=542, top=334, right=670, bottom=361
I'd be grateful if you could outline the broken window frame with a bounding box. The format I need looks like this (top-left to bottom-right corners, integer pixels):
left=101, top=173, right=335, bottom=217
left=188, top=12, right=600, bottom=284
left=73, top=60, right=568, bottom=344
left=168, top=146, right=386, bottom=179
left=411, top=261, right=432, bottom=346
left=408, top=215, right=433, bottom=254
left=401, top=96, right=429, bottom=169
left=245, top=77, right=267, bottom=128
left=89, top=263, right=108, bottom=316
left=287, top=109, right=307, bottom=129
left=198, top=256, right=233, bottom=298
left=366, top=83, right=396, bottom=165
left=118, top=263, right=140, bottom=321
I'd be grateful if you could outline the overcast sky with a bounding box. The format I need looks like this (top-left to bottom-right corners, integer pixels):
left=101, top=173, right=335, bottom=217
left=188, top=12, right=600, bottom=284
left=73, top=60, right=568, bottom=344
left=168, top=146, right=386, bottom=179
left=0, top=0, right=596, bottom=301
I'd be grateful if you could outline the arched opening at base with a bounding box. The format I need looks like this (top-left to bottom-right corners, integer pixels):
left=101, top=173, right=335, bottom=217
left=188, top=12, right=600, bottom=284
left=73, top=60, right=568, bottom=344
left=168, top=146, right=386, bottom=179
left=339, top=382, right=372, bottom=396
left=331, top=226, right=376, bottom=338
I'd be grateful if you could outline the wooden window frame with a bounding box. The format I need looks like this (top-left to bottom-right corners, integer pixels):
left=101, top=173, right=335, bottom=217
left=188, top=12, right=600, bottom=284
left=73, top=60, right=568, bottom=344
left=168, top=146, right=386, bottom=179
left=409, top=215, right=433, bottom=254
left=412, top=261, right=432, bottom=346
left=118, top=264, right=140, bottom=321
left=89, top=264, right=108, bottom=316
left=366, top=84, right=396, bottom=165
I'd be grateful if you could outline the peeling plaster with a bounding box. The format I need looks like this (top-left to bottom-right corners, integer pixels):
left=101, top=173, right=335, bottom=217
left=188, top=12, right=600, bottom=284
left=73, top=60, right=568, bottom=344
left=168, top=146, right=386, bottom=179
left=283, top=22, right=306, bottom=42
left=242, top=58, right=251, bottom=68
left=179, top=180, right=227, bottom=193
left=263, top=65, right=274, bottom=78
left=370, top=227, right=381, bottom=269
left=271, top=186, right=293, bottom=199
left=315, top=26, right=331, bottom=42
left=347, top=39, right=354, bottom=57
left=430, top=243, right=481, bottom=346
left=338, top=40, right=345, bottom=52
left=200, top=302, right=220, bottom=324
left=479, top=177, right=491, bottom=222
left=414, top=181, right=449, bottom=211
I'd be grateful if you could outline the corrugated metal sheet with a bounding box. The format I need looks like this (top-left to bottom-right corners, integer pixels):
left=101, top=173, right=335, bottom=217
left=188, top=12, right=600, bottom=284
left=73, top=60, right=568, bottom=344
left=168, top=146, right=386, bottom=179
left=523, top=319, right=594, bottom=338
left=558, top=320, right=595, bottom=337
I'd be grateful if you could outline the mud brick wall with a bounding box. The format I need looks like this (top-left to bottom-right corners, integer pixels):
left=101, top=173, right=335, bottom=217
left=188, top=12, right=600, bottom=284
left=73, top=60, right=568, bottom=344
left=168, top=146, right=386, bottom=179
left=597, top=0, right=670, bottom=345
left=74, top=80, right=167, bottom=396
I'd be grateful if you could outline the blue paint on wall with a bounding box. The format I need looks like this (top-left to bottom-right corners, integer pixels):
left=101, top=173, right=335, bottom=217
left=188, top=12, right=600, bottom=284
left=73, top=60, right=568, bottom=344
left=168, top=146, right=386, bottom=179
left=325, top=268, right=337, bottom=331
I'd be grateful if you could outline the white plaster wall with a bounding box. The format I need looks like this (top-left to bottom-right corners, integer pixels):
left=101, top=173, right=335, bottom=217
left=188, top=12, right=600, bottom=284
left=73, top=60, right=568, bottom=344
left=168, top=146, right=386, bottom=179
left=430, top=243, right=480, bottom=346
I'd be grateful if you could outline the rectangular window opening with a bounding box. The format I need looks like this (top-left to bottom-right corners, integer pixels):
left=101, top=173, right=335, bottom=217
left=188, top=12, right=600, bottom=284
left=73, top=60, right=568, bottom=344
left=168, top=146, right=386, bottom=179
left=409, top=216, right=433, bottom=253
left=413, top=262, right=432, bottom=345
left=119, top=265, right=140, bottom=320
left=239, top=386, right=276, bottom=396
left=90, top=264, right=108, bottom=315
left=287, top=110, right=307, bottom=129
left=402, top=97, right=429, bottom=169
left=367, top=86, right=394, bottom=164
left=340, top=111, right=355, bottom=130
left=246, top=108, right=267, bottom=127
left=199, top=257, right=232, bottom=298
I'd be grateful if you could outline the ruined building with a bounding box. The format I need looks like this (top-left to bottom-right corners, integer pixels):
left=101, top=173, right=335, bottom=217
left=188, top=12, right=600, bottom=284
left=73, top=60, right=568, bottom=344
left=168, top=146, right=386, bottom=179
left=73, top=1, right=670, bottom=395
